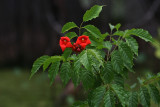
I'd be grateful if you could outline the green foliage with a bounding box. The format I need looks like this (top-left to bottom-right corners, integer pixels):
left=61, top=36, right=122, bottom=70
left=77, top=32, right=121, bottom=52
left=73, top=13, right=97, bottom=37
left=61, top=22, right=78, bottom=33
left=83, top=5, right=103, bottom=22
left=48, top=61, right=60, bottom=85
left=83, top=25, right=101, bottom=38
left=30, top=55, right=50, bottom=79
left=128, top=92, right=138, bottom=107
left=139, top=87, right=150, bottom=107
left=104, top=90, right=115, bottom=107
left=60, top=62, right=71, bottom=86
left=30, top=4, right=159, bottom=107
left=65, top=32, right=78, bottom=39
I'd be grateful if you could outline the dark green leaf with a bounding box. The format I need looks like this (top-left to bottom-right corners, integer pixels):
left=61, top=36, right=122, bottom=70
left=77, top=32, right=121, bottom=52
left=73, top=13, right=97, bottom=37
left=62, top=48, right=72, bottom=60
left=104, top=90, right=115, bottom=107
left=30, top=55, right=50, bottom=79
left=83, top=25, right=101, bottom=38
left=90, top=86, right=106, bottom=106
left=111, top=50, right=123, bottom=73
left=78, top=51, right=91, bottom=71
left=125, top=36, right=138, bottom=56
left=112, top=84, right=127, bottom=107
left=61, top=22, right=78, bottom=33
left=60, top=62, right=71, bottom=86
left=43, top=57, right=52, bottom=71
left=48, top=61, right=60, bottom=85
left=72, top=101, right=88, bottom=107
left=128, top=29, right=153, bottom=42
left=119, top=42, right=133, bottom=66
left=128, top=92, right=138, bottom=107
left=103, top=41, right=112, bottom=50
left=65, top=32, right=78, bottom=39
left=148, top=84, right=160, bottom=104
left=101, top=62, right=114, bottom=84
left=83, top=5, right=103, bottom=22
left=81, top=70, right=95, bottom=90
left=139, top=87, right=150, bottom=107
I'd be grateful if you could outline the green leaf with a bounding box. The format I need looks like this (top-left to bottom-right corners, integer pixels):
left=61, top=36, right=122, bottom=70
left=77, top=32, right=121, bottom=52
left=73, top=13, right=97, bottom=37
left=128, top=92, right=138, bottom=107
left=148, top=84, right=160, bottom=104
left=60, top=62, right=71, bottom=86
left=111, top=50, right=123, bottom=73
left=87, top=49, right=103, bottom=66
left=103, top=41, right=112, bottom=50
left=30, top=55, right=50, bottom=79
left=101, top=62, right=114, bottom=84
left=109, top=23, right=115, bottom=32
left=128, top=29, right=153, bottom=42
left=48, top=61, right=60, bottom=85
left=81, top=70, right=95, bottom=90
left=83, top=25, right=101, bottom=38
left=139, top=87, right=150, bottom=107
left=51, top=56, right=64, bottom=62
left=62, top=48, right=72, bottom=60
left=43, top=57, right=52, bottom=71
left=104, top=90, right=115, bottom=107
left=78, top=51, right=91, bottom=71
left=125, top=36, right=139, bottom=56
left=61, top=22, right=78, bottom=33
left=113, top=31, right=124, bottom=36
left=112, top=84, right=127, bottom=107
left=83, top=5, right=103, bottom=22
left=65, top=32, right=78, bottom=39
left=114, top=74, right=124, bottom=87
left=71, top=59, right=81, bottom=87
left=90, top=86, right=106, bottom=106
left=119, top=42, right=133, bottom=66
left=115, top=23, right=121, bottom=31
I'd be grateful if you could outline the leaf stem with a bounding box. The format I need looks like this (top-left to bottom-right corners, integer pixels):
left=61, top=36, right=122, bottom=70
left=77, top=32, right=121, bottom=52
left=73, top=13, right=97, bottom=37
left=79, top=22, right=84, bottom=36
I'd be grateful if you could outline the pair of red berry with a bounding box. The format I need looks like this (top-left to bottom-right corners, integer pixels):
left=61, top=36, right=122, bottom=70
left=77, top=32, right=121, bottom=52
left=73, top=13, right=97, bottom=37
left=59, top=35, right=91, bottom=52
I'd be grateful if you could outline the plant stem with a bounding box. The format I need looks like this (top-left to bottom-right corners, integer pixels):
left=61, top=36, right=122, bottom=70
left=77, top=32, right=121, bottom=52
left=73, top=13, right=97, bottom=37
left=79, top=22, right=84, bottom=36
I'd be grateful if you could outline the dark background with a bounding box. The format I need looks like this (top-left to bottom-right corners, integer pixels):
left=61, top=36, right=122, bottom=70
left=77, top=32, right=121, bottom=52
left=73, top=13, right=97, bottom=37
left=0, top=0, right=160, bottom=107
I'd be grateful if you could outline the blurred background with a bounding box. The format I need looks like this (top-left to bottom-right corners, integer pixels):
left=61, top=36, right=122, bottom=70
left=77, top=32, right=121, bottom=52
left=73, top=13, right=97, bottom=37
left=0, top=0, right=160, bottom=107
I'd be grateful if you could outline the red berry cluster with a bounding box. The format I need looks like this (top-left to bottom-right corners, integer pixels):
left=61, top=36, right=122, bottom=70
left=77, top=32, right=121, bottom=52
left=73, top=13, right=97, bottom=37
left=59, top=35, right=91, bottom=52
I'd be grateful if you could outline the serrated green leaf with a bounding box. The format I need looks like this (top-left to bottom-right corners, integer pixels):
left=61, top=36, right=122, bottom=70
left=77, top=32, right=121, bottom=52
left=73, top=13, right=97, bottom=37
left=83, top=5, right=103, bottom=22
left=83, top=25, right=101, bottom=38
left=111, top=50, right=123, bottom=73
left=65, top=32, right=78, bottom=39
left=103, top=41, right=112, bottom=50
left=104, top=90, right=115, bottom=107
left=125, top=36, right=138, bottom=56
left=87, top=49, right=103, bottom=66
left=60, top=62, right=71, bottom=86
left=51, top=56, right=64, bottom=62
left=71, top=59, right=81, bottom=87
left=62, top=48, right=72, bottom=61
left=112, top=84, right=127, bottom=107
left=101, top=62, right=114, bottom=84
left=119, top=42, right=134, bottom=66
left=90, top=86, right=106, bottom=106
left=78, top=51, right=91, bottom=71
left=148, top=84, right=160, bottom=104
left=30, top=55, right=50, bottom=79
left=48, top=61, right=60, bottom=85
left=139, top=87, right=150, bottom=107
left=43, top=57, right=52, bottom=71
left=128, top=92, right=138, bottom=107
left=114, top=74, right=124, bottom=87
left=61, top=22, right=78, bottom=33
left=128, top=29, right=153, bottom=42
left=81, top=70, right=95, bottom=90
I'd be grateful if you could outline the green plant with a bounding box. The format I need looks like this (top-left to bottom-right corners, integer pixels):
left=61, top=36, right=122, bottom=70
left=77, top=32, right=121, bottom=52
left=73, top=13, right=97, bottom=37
left=30, top=5, right=160, bottom=107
